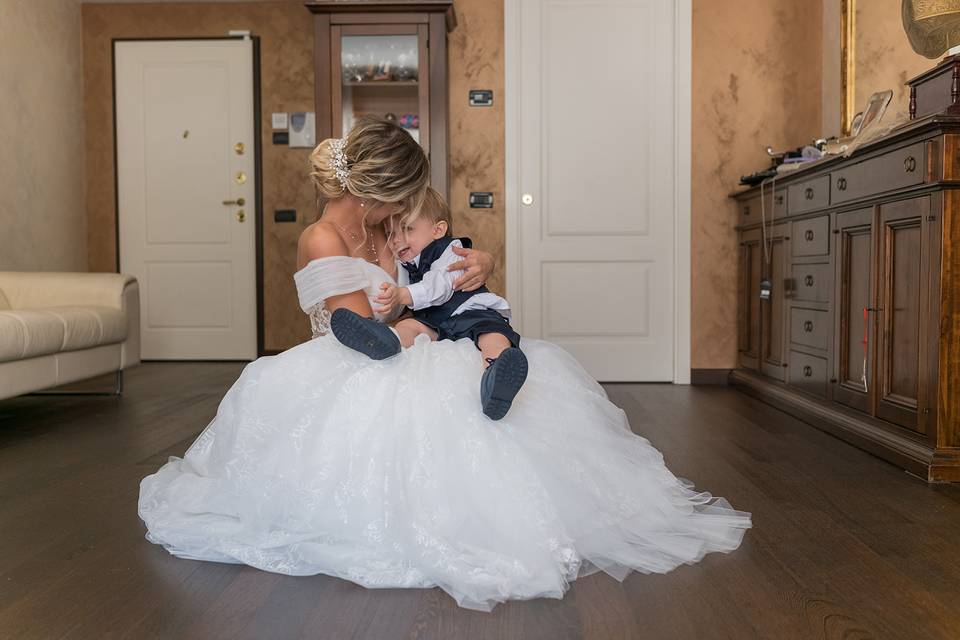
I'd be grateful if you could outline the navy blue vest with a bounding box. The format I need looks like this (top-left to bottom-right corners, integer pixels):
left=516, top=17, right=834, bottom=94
left=401, top=236, right=490, bottom=327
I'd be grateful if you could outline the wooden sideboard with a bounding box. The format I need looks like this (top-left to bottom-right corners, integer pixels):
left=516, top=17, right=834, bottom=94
left=731, top=114, right=960, bottom=482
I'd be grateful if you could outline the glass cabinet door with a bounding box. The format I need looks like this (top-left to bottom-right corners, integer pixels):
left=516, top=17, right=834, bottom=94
left=332, top=25, right=429, bottom=151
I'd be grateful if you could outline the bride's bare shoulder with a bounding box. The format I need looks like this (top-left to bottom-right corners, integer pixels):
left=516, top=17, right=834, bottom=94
left=297, top=221, right=350, bottom=269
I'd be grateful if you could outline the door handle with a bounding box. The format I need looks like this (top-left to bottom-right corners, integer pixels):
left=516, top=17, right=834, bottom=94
left=223, top=198, right=246, bottom=206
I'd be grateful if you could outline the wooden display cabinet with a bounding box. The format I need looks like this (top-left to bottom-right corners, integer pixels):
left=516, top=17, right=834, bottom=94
left=731, top=118, right=960, bottom=482
left=306, top=1, right=456, bottom=198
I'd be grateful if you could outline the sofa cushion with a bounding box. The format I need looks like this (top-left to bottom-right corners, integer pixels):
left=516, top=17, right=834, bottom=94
left=46, top=306, right=127, bottom=351
left=0, top=306, right=128, bottom=363
left=0, top=311, right=65, bottom=362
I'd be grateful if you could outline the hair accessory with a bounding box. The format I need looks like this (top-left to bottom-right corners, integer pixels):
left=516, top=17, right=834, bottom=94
left=329, top=137, right=350, bottom=189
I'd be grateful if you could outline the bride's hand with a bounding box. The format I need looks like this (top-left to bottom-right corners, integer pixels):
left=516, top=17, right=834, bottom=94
left=448, top=246, right=495, bottom=292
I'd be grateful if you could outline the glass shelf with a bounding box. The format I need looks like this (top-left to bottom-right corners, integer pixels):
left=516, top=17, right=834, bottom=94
left=339, top=33, right=424, bottom=147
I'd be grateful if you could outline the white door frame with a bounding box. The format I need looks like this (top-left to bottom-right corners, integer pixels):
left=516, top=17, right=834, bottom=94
left=503, top=0, right=692, bottom=384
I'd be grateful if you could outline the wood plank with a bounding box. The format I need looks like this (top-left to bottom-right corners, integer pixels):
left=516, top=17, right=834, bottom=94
left=0, top=365, right=959, bottom=638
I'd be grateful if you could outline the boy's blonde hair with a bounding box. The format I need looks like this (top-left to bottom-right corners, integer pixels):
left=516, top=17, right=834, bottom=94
left=399, top=186, right=452, bottom=237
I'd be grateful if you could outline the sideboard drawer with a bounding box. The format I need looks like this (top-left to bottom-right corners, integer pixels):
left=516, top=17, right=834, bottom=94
left=788, top=350, right=828, bottom=398
left=739, top=189, right=785, bottom=226
left=790, top=307, right=830, bottom=351
left=788, top=175, right=830, bottom=213
left=792, top=215, right=830, bottom=257
left=832, top=141, right=926, bottom=204
left=791, top=262, right=832, bottom=303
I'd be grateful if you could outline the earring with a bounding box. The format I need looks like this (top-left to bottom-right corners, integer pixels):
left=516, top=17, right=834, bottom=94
left=360, top=200, right=366, bottom=208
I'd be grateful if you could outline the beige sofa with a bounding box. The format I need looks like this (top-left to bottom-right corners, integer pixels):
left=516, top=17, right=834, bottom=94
left=0, top=272, right=140, bottom=400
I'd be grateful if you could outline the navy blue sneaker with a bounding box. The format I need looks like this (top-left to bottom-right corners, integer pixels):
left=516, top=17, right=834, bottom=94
left=480, top=347, right=528, bottom=420
left=330, top=308, right=401, bottom=360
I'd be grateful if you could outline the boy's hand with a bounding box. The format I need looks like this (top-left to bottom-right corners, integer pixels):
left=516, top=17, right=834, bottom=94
left=374, top=283, right=412, bottom=313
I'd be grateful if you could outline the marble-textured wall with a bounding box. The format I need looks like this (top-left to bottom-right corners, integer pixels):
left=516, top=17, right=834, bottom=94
left=1, top=0, right=87, bottom=272
left=82, top=0, right=504, bottom=353
left=83, top=0, right=822, bottom=367
left=854, top=0, right=933, bottom=123
left=691, top=0, right=823, bottom=369
left=447, top=0, right=505, bottom=298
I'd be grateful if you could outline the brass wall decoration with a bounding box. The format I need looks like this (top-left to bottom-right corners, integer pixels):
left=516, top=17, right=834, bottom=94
left=902, top=0, right=960, bottom=58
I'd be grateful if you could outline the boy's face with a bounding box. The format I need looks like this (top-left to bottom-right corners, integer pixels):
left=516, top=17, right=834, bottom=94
left=388, top=214, right=447, bottom=262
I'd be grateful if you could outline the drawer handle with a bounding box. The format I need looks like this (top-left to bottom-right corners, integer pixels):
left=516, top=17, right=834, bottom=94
left=744, top=205, right=750, bottom=216
left=803, top=365, right=813, bottom=377
left=904, top=155, right=917, bottom=173
left=804, top=187, right=814, bottom=200
left=804, top=274, right=814, bottom=287
left=836, top=177, right=847, bottom=191
left=804, top=229, right=815, bottom=241
left=803, top=320, right=814, bottom=332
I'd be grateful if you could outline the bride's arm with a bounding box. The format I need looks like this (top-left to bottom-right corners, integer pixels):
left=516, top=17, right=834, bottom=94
left=297, top=223, right=376, bottom=318
left=446, top=245, right=496, bottom=292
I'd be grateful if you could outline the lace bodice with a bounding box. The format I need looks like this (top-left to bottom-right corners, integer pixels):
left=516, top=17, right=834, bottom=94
left=294, top=256, right=404, bottom=338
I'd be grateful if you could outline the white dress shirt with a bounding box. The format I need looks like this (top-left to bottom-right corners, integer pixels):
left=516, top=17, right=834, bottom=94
left=403, top=239, right=511, bottom=318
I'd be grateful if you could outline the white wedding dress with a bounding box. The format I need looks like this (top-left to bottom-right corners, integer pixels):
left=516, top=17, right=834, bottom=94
left=138, top=256, right=752, bottom=611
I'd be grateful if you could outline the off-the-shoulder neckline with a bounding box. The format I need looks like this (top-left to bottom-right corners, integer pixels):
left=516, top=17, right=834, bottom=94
left=294, top=255, right=395, bottom=280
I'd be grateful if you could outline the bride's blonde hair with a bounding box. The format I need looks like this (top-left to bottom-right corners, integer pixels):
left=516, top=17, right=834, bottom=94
left=309, top=115, right=430, bottom=230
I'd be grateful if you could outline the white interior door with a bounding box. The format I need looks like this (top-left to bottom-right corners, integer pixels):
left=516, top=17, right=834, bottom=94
left=116, top=39, right=256, bottom=360
left=509, top=0, right=681, bottom=381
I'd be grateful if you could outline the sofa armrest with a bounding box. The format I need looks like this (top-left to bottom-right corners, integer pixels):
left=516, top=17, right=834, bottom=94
left=120, top=279, right=141, bottom=368
left=0, top=271, right=137, bottom=311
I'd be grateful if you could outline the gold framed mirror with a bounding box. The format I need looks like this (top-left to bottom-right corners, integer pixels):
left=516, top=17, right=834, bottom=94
left=841, top=0, right=856, bottom=136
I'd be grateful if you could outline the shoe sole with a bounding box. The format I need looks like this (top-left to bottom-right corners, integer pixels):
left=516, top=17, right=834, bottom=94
left=330, top=308, right=400, bottom=360
left=483, top=348, right=529, bottom=420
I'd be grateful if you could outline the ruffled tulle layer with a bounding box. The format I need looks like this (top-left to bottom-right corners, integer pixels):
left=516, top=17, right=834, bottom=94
left=138, top=335, right=751, bottom=611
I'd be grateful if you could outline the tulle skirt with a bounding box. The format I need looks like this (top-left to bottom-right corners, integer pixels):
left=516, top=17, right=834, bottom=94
left=138, top=334, right=752, bottom=611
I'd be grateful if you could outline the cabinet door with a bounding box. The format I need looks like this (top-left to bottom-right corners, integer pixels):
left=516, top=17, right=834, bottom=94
left=833, top=207, right=876, bottom=413
left=876, top=197, right=930, bottom=433
left=738, top=228, right=762, bottom=370
left=330, top=25, right=430, bottom=149
left=760, top=224, right=788, bottom=380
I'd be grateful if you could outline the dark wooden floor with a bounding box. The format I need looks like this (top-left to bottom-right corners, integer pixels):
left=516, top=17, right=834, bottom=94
left=2, top=363, right=960, bottom=640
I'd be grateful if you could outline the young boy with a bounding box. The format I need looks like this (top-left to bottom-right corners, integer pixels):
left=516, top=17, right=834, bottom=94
left=330, top=188, right=527, bottom=420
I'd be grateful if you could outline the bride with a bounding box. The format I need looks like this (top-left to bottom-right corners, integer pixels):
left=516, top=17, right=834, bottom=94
left=138, top=115, right=752, bottom=612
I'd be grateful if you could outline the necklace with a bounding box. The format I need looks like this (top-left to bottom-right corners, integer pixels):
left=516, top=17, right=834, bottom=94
left=334, top=221, right=380, bottom=264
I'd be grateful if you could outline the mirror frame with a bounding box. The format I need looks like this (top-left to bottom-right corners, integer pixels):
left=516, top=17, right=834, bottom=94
left=841, top=0, right=857, bottom=136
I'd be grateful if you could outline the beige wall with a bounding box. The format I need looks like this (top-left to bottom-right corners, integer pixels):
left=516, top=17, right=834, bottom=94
left=0, top=0, right=87, bottom=272
left=82, top=0, right=503, bottom=353
left=691, top=0, right=823, bottom=369
left=80, top=1, right=856, bottom=368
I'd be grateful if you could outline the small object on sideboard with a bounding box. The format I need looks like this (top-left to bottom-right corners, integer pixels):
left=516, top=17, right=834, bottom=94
left=907, top=54, right=960, bottom=119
